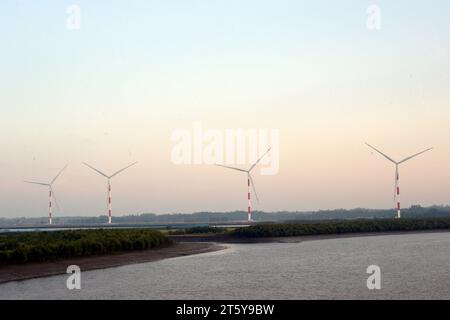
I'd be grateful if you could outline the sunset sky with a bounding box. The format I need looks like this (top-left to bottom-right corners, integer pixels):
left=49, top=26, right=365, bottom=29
left=1, top=0, right=450, bottom=218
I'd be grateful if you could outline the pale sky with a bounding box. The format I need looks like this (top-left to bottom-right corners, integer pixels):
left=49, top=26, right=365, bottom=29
left=1, top=0, right=450, bottom=218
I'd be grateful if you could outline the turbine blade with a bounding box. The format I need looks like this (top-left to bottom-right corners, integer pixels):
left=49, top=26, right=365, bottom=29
left=215, top=164, right=248, bottom=173
left=51, top=164, right=68, bottom=185
left=51, top=187, right=60, bottom=211
left=109, top=162, right=138, bottom=178
left=365, top=143, right=397, bottom=164
left=249, top=147, right=272, bottom=172
left=83, top=162, right=109, bottom=178
left=249, top=174, right=260, bottom=204
left=24, top=181, right=49, bottom=186
left=398, top=148, right=433, bottom=164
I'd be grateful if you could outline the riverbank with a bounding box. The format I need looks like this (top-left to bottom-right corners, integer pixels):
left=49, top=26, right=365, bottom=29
left=169, top=229, right=450, bottom=243
left=0, top=242, right=225, bottom=284
left=0, top=229, right=174, bottom=265
left=2, top=229, right=449, bottom=285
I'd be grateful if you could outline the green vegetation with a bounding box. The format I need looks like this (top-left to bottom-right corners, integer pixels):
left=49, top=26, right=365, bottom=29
left=167, top=226, right=226, bottom=235
left=0, top=229, right=173, bottom=265
left=231, top=218, right=450, bottom=238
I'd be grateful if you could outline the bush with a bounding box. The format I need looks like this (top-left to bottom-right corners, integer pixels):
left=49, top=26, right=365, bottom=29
left=0, top=229, right=173, bottom=265
left=168, top=226, right=225, bottom=235
left=231, top=218, right=450, bottom=238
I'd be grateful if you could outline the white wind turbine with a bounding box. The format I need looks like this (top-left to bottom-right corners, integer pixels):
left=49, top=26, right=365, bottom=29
left=24, top=164, right=68, bottom=225
left=365, top=143, right=432, bottom=219
left=215, top=147, right=271, bottom=222
left=83, top=162, right=137, bottom=224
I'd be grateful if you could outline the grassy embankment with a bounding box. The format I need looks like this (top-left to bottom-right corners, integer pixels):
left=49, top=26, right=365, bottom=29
left=0, top=229, right=173, bottom=265
left=230, top=217, right=450, bottom=238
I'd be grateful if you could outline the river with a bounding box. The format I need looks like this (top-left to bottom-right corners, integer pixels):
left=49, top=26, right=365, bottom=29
left=0, top=232, right=448, bottom=299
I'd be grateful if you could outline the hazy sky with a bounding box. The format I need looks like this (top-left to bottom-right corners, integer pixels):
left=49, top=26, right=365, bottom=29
left=1, top=0, right=450, bottom=218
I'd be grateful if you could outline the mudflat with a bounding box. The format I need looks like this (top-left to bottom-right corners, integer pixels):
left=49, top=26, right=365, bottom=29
left=0, top=242, right=225, bottom=284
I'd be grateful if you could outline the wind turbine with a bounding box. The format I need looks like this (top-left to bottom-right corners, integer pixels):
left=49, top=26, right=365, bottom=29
left=215, top=147, right=271, bottom=222
left=24, top=164, right=68, bottom=225
left=365, top=143, right=432, bottom=219
left=83, top=162, right=137, bottom=224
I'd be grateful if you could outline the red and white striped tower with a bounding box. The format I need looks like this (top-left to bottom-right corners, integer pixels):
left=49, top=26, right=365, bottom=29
left=215, top=147, right=271, bottom=224
left=24, top=164, right=68, bottom=226
left=48, top=187, right=53, bottom=225
left=83, top=162, right=137, bottom=225
left=108, top=180, right=112, bottom=224
left=366, top=143, right=432, bottom=220
left=247, top=174, right=252, bottom=222
left=395, top=165, right=401, bottom=219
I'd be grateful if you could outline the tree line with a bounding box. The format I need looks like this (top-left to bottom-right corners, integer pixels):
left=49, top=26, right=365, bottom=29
left=0, top=229, right=173, bottom=265
left=168, top=226, right=226, bottom=235
left=231, top=218, right=450, bottom=238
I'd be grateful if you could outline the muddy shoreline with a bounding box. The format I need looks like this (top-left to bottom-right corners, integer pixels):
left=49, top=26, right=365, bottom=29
left=0, top=242, right=225, bottom=284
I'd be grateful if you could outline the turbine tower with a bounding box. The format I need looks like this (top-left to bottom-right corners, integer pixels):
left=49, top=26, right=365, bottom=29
left=365, top=143, right=432, bottom=219
left=83, top=162, right=137, bottom=224
left=24, top=164, right=68, bottom=225
left=216, top=147, right=271, bottom=222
